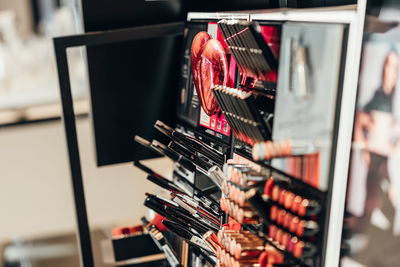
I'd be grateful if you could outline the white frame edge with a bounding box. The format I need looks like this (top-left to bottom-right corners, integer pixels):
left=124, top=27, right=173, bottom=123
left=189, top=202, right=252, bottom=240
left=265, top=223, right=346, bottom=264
left=324, top=1, right=366, bottom=267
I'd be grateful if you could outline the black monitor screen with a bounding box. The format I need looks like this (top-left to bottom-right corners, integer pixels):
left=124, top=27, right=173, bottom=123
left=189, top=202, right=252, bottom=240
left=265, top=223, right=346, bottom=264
left=82, top=0, right=184, bottom=166
left=80, top=0, right=294, bottom=166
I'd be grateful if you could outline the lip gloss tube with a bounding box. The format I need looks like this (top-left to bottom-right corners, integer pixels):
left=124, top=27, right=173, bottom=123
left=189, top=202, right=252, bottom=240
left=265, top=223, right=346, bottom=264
left=264, top=178, right=274, bottom=197
left=252, top=139, right=318, bottom=161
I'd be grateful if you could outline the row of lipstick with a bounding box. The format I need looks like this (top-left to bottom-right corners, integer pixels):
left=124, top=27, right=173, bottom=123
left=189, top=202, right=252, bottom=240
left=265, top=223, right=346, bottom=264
left=268, top=225, right=317, bottom=259
left=224, top=164, right=264, bottom=188
left=269, top=205, right=319, bottom=238
left=267, top=224, right=316, bottom=259
left=223, top=164, right=321, bottom=218
left=220, top=186, right=319, bottom=239
left=220, top=195, right=258, bottom=224
left=270, top=154, right=320, bottom=189
left=216, top=229, right=284, bottom=267
left=222, top=193, right=317, bottom=261
left=212, top=85, right=271, bottom=146
left=264, top=177, right=320, bottom=218
left=251, top=139, right=321, bottom=188
left=252, top=139, right=318, bottom=161
left=220, top=164, right=320, bottom=261
left=221, top=182, right=319, bottom=236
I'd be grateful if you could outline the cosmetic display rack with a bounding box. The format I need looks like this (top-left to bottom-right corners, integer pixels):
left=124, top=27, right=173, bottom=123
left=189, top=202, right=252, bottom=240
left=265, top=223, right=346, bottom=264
left=55, top=3, right=367, bottom=267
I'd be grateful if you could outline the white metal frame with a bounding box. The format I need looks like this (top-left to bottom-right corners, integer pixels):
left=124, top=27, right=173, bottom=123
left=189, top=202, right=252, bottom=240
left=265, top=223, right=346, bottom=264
left=187, top=12, right=250, bottom=21
left=188, top=3, right=367, bottom=266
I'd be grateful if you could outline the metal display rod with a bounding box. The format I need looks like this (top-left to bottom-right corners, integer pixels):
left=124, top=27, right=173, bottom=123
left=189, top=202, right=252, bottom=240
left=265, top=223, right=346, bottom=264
left=53, top=21, right=185, bottom=267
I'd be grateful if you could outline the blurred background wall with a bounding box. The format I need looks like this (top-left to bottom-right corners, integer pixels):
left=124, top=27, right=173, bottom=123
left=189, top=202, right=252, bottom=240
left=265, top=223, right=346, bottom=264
left=0, top=0, right=34, bottom=37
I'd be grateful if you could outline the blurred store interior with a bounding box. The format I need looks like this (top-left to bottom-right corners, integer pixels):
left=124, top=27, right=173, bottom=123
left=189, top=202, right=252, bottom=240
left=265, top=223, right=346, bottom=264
left=0, top=1, right=166, bottom=266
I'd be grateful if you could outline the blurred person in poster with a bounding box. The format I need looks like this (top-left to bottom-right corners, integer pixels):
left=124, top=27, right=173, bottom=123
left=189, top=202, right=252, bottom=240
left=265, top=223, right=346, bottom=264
left=349, top=48, right=400, bottom=266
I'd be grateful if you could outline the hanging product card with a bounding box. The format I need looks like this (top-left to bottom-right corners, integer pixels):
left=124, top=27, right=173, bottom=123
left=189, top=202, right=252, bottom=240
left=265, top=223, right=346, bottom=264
left=272, top=22, right=346, bottom=191
left=195, top=22, right=235, bottom=144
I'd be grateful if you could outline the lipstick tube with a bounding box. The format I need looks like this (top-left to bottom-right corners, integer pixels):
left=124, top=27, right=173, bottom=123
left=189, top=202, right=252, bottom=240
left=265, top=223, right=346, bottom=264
left=295, top=219, right=319, bottom=238
left=290, top=237, right=317, bottom=259
left=297, top=198, right=321, bottom=217
left=291, top=196, right=303, bottom=214
left=270, top=206, right=319, bottom=238
left=268, top=182, right=321, bottom=218
left=263, top=177, right=290, bottom=198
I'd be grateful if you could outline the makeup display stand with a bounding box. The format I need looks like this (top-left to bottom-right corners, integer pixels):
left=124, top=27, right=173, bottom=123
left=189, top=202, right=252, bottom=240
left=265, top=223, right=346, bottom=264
left=55, top=3, right=367, bottom=267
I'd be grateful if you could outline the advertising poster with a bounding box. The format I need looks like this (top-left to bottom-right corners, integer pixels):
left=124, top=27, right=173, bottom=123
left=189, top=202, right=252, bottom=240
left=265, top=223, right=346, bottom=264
left=342, top=5, right=400, bottom=267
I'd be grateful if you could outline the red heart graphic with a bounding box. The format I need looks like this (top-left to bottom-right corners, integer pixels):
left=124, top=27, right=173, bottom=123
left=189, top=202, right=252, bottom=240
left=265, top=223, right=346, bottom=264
left=191, top=31, right=211, bottom=113
left=191, top=32, right=228, bottom=116
left=199, top=39, right=228, bottom=116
